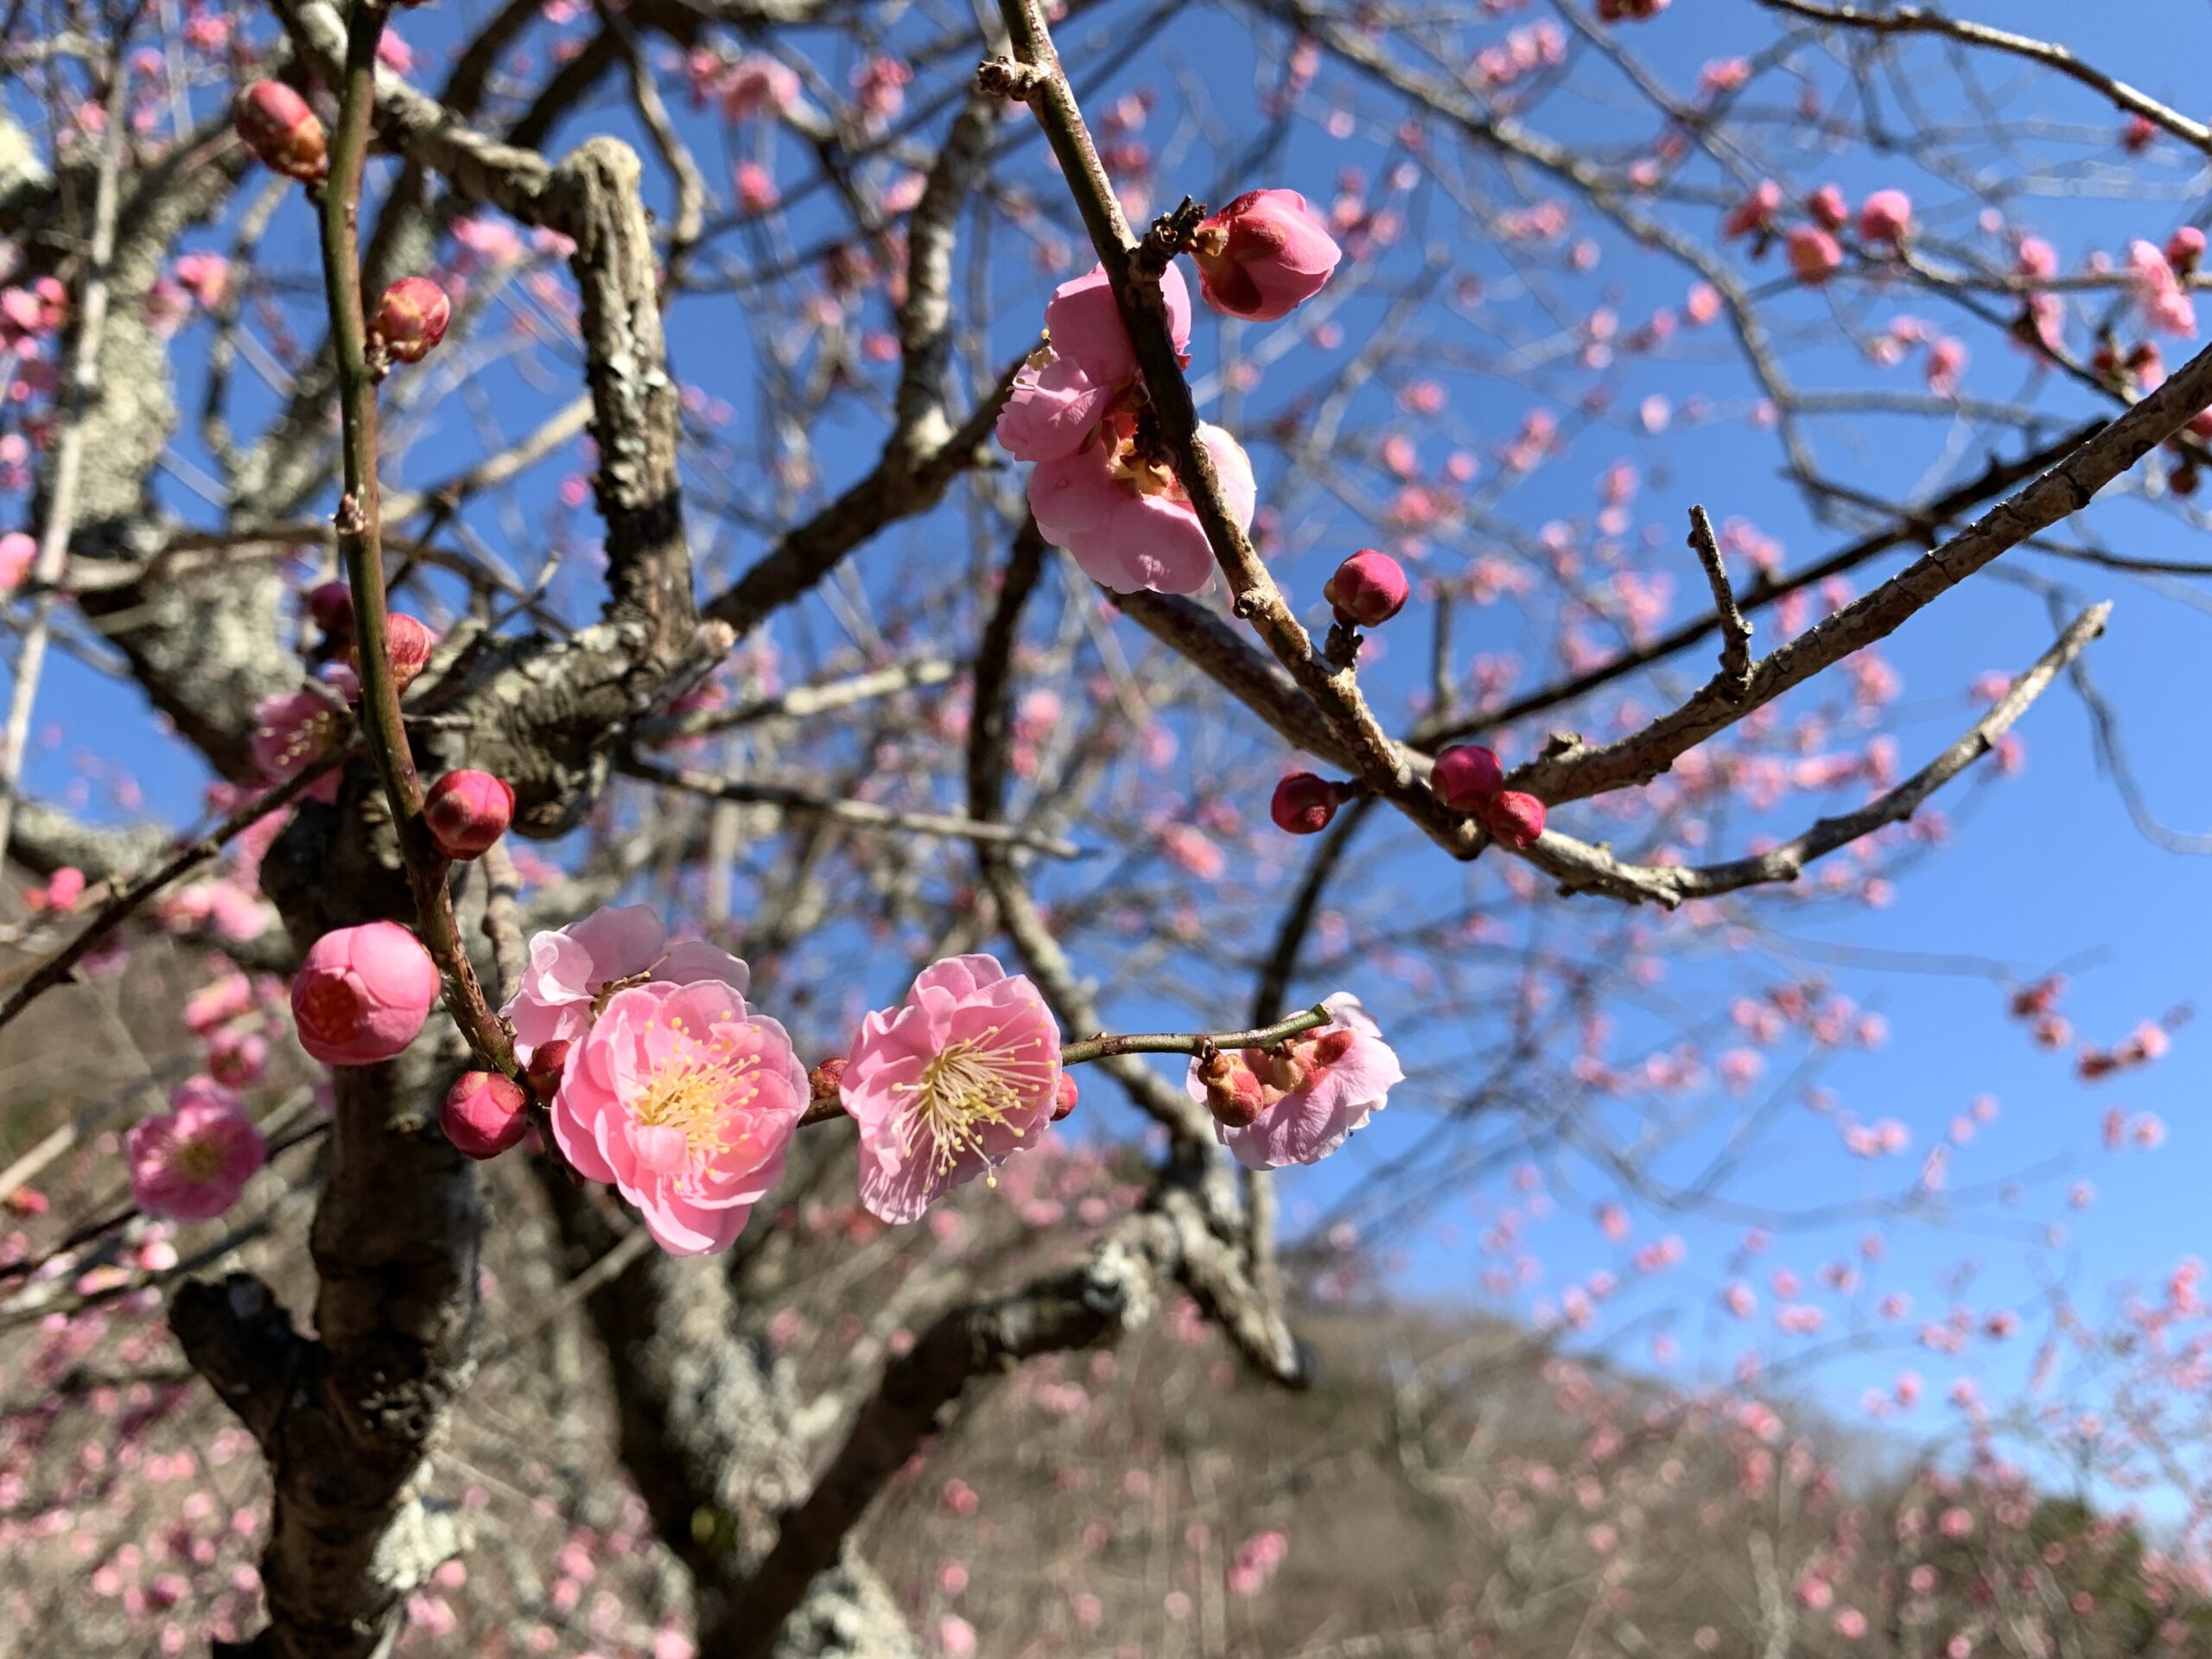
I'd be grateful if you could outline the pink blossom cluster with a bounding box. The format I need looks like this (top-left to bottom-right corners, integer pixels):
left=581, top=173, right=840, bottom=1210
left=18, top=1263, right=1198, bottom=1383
left=998, top=188, right=1341, bottom=594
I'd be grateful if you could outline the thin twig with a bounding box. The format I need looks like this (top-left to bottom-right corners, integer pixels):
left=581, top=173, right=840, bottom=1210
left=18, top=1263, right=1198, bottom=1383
left=1058, top=1005, right=1330, bottom=1067
left=315, top=0, right=515, bottom=1074
left=1687, top=505, right=1754, bottom=701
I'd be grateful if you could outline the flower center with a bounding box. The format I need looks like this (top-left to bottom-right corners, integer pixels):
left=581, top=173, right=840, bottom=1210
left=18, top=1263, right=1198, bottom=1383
left=632, top=1014, right=759, bottom=1179
left=176, top=1138, right=228, bottom=1182
left=896, top=1031, right=1054, bottom=1182
left=296, top=978, right=363, bottom=1043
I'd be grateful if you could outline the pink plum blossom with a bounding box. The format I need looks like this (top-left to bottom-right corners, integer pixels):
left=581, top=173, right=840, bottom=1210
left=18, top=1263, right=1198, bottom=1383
left=551, top=978, right=805, bottom=1254
left=290, top=921, right=442, bottom=1065
left=1028, top=418, right=1255, bottom=594
left=1185, top=992, right=1402, bottom=1170
left=1190, top=189, right=1343, bottom=321
left=840, top=954, right=1062, bottom=1223
left=126, top=1078, right=266, bottom=1223
left=502, top=904, right=752, bottom=1063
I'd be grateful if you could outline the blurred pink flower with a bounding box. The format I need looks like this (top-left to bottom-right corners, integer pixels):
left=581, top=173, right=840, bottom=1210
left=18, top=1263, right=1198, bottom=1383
left=841, top=954, right=1063, bottom=1223
left=552, top=977, right=804, bottom=1254
left=127, top=1078, right=266, bottom=1222
left=503, top=904, right=751, bottom=1063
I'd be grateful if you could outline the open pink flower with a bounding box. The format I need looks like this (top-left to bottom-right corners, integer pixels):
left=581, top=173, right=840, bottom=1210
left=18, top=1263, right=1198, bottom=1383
left=840, top=954, right=1062, bottom=1224
left=1185, top=992, right=1402, bottom=1170
left=127, top=1077, right=266, bottom=1222
left=1029, top=418, right=1255, bottom=594
left=551, top=978, right=804, bottom=1254
left=503, top=904, right=751, bottom=1063
left=250, top=670, right=356, bottom=801
left=998, top=262, right=1193, bottom=466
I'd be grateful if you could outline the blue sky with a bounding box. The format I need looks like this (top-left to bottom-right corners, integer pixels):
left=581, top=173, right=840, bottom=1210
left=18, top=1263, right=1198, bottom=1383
left=16, top=0, right=2212, bottom=1500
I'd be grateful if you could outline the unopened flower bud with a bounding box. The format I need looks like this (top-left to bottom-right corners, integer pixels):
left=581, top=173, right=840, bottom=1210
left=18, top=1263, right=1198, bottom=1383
left=2170, top=226, right=2208, bottom=279
left=1787, top=225, right=1844, bottom=286
left=1202, top=1057, right=1266, bottom=1128
left=441, top=1070, right=530, bottom=1160
left=1270, top=772, right=1342, bottom=836
left=370, top=276, right=451, bottom=365
left=290, top=921, right=441, bottom=1066
left=524, top=1039, right=573, bottom=1103
left=1323, top=549, right=1409, bottom=628
left=809, top=1058, right=848, bottom=1108
left=308, top=581, right=354, bottom=637
left=1189, top=188, right=1342, bottom=322
left=1480, top=789, right=1548, bottom=849
left=352, top=612, right=437, bottom=692
left=424, top=768, right=515, bottom=860
left=235, top=81, right=327, bottom=183
left=1431, top=744, right=1503, bottom=813
left=1806, top=185, right=1847, bottom=232
left=1052, top=1071, right=1078, bottom=1122
left=1858, top=189, right=1914, bottom=245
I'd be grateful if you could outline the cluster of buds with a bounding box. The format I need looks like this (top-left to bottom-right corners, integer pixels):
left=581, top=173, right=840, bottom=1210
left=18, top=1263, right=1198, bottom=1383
left=367, top=276, right=452, bottom=372
left=1432, top=743, right=1548, bottom=849
left=234, top=82, right=327, bottom=183
left=424, top=769, right=515, bottom=860
left=1194, top=1029, right=1354, bottom=1129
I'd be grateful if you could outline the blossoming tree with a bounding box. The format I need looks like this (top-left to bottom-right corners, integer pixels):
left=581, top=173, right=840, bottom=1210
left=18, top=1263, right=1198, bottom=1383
left=3, top=0, right=2211, bottom=1653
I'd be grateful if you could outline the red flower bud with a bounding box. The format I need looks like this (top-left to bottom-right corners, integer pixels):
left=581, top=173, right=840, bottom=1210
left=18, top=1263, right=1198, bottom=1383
left=1190, top=188, right=1343, bottom=322
left=1858, top=189, right=1914, bottom=245
left=524, top=1038, right=573, bottom=1103
left=1480, top=790, right=1547, bottom=849
left=235, top=81, right=327, bottom=183
left=370, top=276, right=451, bottom=365
left=308, top=581, right=354, bottom=637
left=1201, top=1055, right=1266, bottom=1128
left=1052, top=1071, right=1078, bottom=1122
left=1431, top=744, right=1503, bottom=813
left=353, top=611, right=438, bottom=692
left=1787, top=226, right=1843, bottom=286
left=2170, top=226, right=2208, bottom=280
left=1806, top=185, right=1847, bottom=232
left=1322, top=549, right=1409, bottom=628
left=1270, top=772, right=1342, bottom=836
left=441, top=1070, right=530, bottom=1160
left=808, top=1058, right=849, bottom=1108
left=424, top=768, right=515, bottom=861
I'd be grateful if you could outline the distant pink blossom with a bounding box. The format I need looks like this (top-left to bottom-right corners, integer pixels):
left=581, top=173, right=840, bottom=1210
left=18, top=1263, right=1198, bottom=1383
left=553, top=977, right=804, bottom=1254
left=841, top=954, right=1063, bottom=1223
left=1185, top=992, right=1402, bottom=1170
left=0, top=531, right=33, bottom=591
left=127, top=1078, right=266, bottom=1222
left=503, top=904, right=752, bottom=1064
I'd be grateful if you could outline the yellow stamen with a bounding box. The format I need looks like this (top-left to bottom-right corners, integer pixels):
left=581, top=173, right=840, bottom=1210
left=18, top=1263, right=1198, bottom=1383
left=631, top=1028, right=761, bottom=1185
left=893, top=1022, right=1056, bottom=1183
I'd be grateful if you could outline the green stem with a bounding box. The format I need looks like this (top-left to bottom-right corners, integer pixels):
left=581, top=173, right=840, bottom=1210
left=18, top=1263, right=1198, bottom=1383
left=1058, top=1006, right=1331, bottom=1068
left=315, top=0, right=515, bottom=1075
